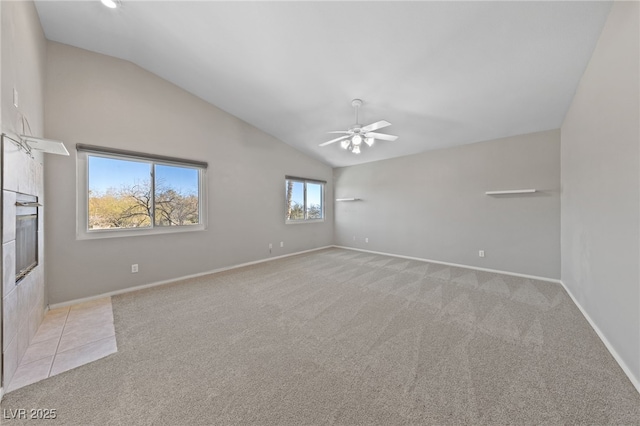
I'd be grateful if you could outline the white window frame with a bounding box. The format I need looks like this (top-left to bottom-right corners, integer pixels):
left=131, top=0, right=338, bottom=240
left=285, top=176, right=325, bottom=224
left=76, top=145, right=208, bottom=240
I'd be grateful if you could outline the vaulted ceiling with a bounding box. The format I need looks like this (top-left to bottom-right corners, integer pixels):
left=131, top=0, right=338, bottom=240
left=34, top=1, right=612, bottom=167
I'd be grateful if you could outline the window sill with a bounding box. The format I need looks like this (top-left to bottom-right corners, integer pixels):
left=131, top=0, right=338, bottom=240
left=77, top=224, right=206, bottom=240
left=285, top=219, right=325, bottom=225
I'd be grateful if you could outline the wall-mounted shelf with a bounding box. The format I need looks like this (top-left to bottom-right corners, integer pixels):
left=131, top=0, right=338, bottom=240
left=335, top=198, right=361, bottom=202
left=485, top=189, right=536, bottom=195
left=20, top=135, right=69, bottom=156
left=2, top=133, right=69, bottom=157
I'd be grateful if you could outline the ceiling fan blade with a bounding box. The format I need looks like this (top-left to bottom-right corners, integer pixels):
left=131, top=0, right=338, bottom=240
left=327, top=131, right=350, bottom=134
left=319, top=135, right=350, bottom=147
left=361, top=120, right=391, bottom=133
left=365, top=132, right=398, bottom=141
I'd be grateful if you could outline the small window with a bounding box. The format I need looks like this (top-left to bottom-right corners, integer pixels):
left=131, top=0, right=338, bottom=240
left=285, top=176, right=325, bottom=222
left=77, top=144, right=207, bottom=239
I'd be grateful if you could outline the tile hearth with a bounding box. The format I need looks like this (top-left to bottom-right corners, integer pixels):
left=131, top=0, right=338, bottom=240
left=6, top=297, right=117, bottom=393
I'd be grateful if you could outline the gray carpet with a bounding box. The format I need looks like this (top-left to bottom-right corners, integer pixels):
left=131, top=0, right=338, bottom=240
left=2, top=248, right=639, bottom=425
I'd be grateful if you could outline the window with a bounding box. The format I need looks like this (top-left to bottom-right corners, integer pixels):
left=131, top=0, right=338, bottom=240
left=285, top=176, right=325, bottom=222
left=77, top=144, right=207, bottom=239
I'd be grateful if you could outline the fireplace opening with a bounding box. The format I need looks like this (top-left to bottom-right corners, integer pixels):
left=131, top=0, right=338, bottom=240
left=16, top=193, right=39, bottom=283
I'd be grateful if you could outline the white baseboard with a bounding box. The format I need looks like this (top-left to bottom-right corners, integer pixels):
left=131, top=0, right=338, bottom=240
left=558, top=280, right=640, bottom=395
left=46, top=244, right=639, bottom=396
left=48, top=246, right=333, bottom=310
left=332, top=245, right=561, bottom=284
left=334, top=245, right=639, bottom=395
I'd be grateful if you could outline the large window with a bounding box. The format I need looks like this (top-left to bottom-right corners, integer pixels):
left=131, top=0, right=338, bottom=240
left=77, top=144, right=207, bottom=238
left=285, top=176, right=325, bottom=222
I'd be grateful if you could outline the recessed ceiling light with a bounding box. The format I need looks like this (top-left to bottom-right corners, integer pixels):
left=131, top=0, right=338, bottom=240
left=101, top=0, right=119, bottom=9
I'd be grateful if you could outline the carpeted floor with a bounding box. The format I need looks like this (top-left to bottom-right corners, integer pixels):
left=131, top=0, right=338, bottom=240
left=1, top=248, right=639, bottom=425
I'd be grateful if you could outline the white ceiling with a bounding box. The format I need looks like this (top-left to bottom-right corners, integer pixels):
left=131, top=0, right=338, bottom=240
left=34, top=1, right=612, bottom=168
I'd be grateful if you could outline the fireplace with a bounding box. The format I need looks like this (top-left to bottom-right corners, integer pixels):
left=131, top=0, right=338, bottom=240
left=15, top=193, right=39, bottom=283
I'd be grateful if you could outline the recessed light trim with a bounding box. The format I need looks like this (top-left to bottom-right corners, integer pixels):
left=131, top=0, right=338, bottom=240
left=101, top=0, right=119, bottom=9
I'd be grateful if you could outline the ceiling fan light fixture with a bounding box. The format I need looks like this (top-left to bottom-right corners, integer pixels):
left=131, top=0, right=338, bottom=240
left=319, top=99, right=396, bottom=155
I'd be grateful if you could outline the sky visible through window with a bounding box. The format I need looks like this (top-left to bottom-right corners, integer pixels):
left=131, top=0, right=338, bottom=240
left=289, top=181, right=322, bottom=207
left=89, top=156, right=198, bottom=195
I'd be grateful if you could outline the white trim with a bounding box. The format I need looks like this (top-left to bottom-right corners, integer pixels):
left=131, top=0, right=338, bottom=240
left=332, top=245, right=638, bottom=394
left=44, top=245, right=639, bottom=396
left=285, top=219, right=325, bottom=225
left=332, top=245, right=561, bottom=284
left=48, top=246, right=333, bottom=310
left=77, top=223, right=206, bottom=240
left=485, top=189, right=536, bottom=195
left=559, top=280, right=640, bottom=395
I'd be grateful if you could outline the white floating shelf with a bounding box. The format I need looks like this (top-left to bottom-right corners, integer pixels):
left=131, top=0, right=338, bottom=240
left=335, top=198, right=361, bottom=202
left=20, top=135, right=69, bottom=156
left=485, top=189, right=536, bottom=195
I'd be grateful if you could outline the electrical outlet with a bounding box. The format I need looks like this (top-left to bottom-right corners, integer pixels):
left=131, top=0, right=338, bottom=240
left=268, top=243, right=272, bottom=249
left=131, top=264, right=139, bottom=273
left=353, top=236, right=356, bottom=241
left=365, top=237, right=369, bottom=243
left=280, top=241, right=284, bottom=248
left=479, top=250, right=485, bottom=258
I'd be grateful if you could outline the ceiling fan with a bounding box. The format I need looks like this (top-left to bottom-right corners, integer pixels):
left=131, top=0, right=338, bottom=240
left=319, top=99, right=398, bottom=154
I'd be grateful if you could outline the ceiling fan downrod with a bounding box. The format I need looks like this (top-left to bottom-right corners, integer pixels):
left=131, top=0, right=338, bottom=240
left=352, top=99, right=363, bottom=126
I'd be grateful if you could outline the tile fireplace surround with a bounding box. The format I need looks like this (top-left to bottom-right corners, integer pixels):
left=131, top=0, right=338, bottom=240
left=2, top=138, right=46, bottom=390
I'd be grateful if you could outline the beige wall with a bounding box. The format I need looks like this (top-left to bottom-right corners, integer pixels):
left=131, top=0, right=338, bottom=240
left=44, top=42, right=333, bottom=304
left=561, top=0, right=639, bottom=387
left=1, top=0, right=47, bottom=389
left=334, top=129, right=561, bottom=279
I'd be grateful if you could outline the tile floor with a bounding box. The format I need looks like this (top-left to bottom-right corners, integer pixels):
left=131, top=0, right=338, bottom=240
left=6, top=297, right=118, bottom=393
